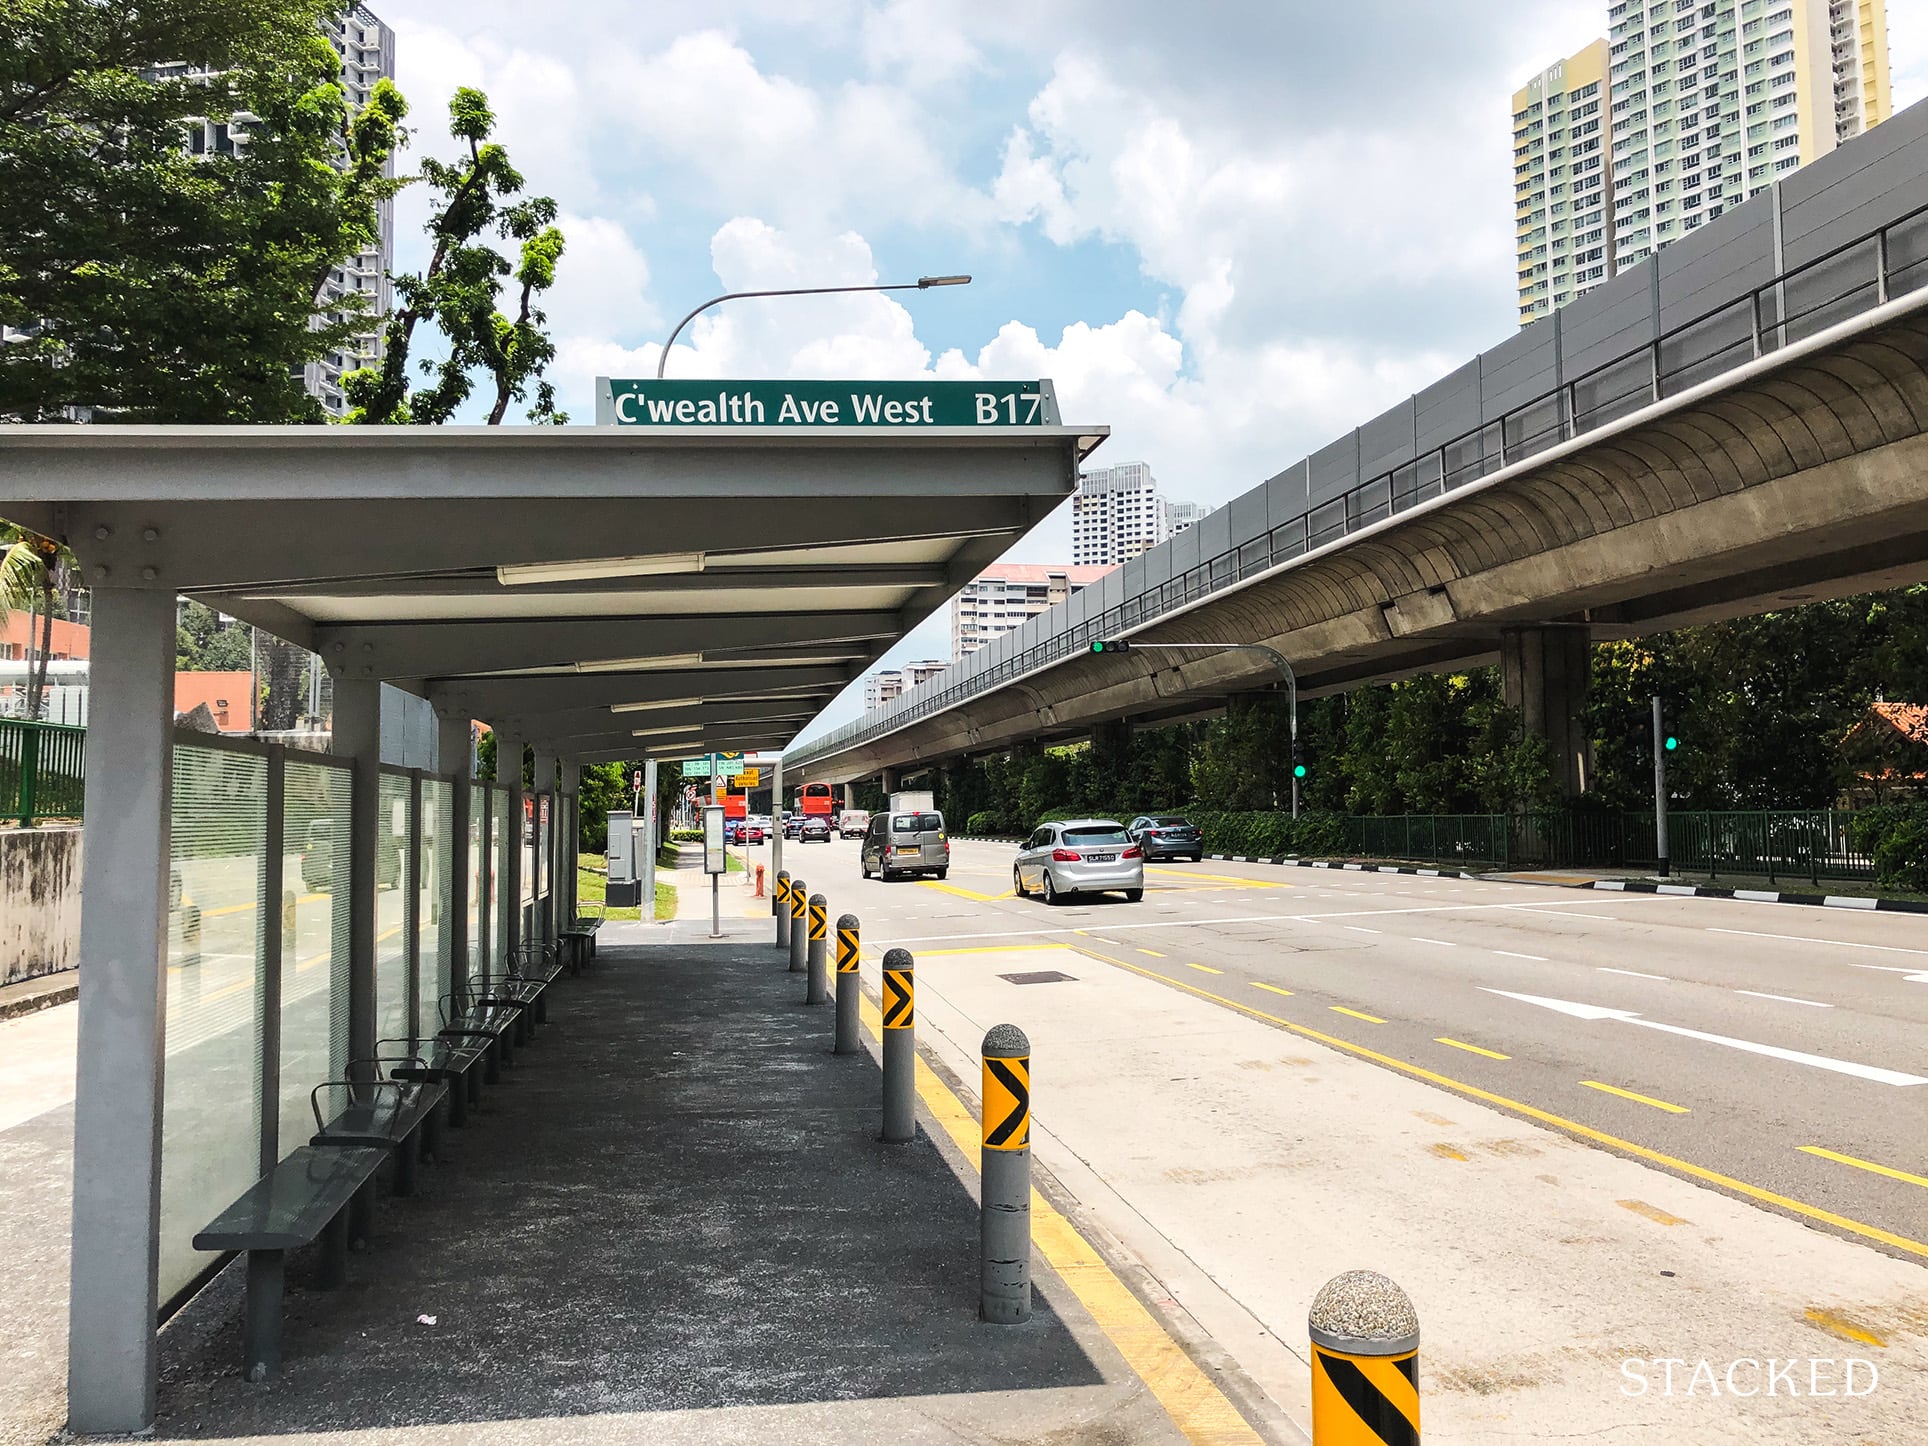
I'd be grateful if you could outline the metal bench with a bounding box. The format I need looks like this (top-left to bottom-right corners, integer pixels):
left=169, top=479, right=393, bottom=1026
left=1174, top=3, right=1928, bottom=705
left=378, top=1037, right=488, bottom=1127
left=194, top=1144, right=386, bottom=1381
left=309, top=1077, right=448, bottom=1198
left=439, top=985, right=521, bottom=1077
left=560, top=915, right=604, bottom=973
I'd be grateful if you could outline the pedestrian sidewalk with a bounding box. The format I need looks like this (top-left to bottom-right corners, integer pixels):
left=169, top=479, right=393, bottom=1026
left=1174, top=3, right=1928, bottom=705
left=134, top=935, right=1239, bottom=1443
left=864, top=937, right=1928, bottom=1444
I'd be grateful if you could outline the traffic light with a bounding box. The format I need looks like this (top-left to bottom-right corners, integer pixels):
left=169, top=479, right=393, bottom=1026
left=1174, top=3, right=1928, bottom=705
left=1291, top=738, right=1307, bottom=780
left=1663, top=730, right=1679, bottom=754
left=1090, top=639, right=1131, bottom=654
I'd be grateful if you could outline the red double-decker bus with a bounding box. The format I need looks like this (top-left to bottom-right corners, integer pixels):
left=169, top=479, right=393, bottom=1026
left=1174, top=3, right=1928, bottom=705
left=799, top=782, right=836, bottom=816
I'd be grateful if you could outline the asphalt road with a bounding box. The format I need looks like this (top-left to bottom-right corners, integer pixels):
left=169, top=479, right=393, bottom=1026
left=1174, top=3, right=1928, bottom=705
left=756, top=834, right=1928, bottom=1264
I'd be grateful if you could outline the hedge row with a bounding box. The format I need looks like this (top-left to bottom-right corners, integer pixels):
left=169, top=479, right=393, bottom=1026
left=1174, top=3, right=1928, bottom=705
left=1846, top=803, right=1928, bottom=892
left=958, top=806, right=1349, bottom=859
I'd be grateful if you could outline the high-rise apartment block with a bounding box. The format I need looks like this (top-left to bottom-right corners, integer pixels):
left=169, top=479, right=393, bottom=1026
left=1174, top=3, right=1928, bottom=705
left=1514, top=41, right=1616, bottom=326
left=950, top=564, right=1116, bottom=657
left=864, top=659, right=948, bottom=712
left=1071, top=463, right=1216, bottom=567
left=1515, top=1, right=1890, bottom=324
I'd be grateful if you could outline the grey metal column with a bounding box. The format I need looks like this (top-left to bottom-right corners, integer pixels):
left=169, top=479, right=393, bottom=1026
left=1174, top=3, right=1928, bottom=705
left=476, top=782, right=494, bottom=986
left=405, top=769, right=423, bottom=1039
left=333, top=676, right=382, bottom=1075
left=638, top=758, right=658, bottom=925
left=66, top=585, right=176, bottom=1434
left=533, top=749, right=556, bottom=950
left=771, top=751, right=785, bottom=881
left=260, top=747, right=286, bottom=1172
left=497, top=730, right=523, bottom=967
left=560, top=759, right=579, bottom=928
left=436, top=712, right=471, bottom=992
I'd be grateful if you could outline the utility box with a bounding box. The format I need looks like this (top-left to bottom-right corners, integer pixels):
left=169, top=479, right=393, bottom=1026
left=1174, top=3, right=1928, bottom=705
left=889, top=790, right=936, bottom=814
left=606, top=808, right=641, bottom=907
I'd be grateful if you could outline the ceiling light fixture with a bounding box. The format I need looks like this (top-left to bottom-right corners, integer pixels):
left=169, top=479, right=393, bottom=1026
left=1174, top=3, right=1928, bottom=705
left=574, top=652, right=704, bottom=675
left=609, top=696, right=706, bottom=715
left=496, top=551, right=706, bottom=587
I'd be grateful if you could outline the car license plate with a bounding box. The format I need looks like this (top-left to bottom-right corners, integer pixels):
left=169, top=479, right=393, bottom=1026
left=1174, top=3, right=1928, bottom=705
left=1085, top=852, right=1115, bottom=863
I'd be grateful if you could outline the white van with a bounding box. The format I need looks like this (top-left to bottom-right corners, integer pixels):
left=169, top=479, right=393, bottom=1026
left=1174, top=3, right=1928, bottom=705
left=837, top=809, right=871, bottom=838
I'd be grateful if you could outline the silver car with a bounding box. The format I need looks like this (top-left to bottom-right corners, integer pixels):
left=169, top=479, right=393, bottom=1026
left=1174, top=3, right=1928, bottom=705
left=1013, top=819, right=1144, bottom=905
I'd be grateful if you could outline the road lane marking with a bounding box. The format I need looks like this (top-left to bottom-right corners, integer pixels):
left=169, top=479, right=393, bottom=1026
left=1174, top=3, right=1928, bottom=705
left=885, top=943, right=1067, bottom=958
left=1250, top=982, right=1292, bottom=997
left=1803, top=1307, right=1888, bottom=1349
left=853, top=991, right=1263, bottom=1443
left=1060, top=941, right=1928, bottom=1260
left=1330, top=1006, right=1386, bottom=1024
left=1435, top=1037, right=1509, bottom=1060
left=1411, top=937, right=1458, bottom=948
left=1430, top=1143, right=1469, bottom=1162
left=1735, top=990, right=1832, bottom=1008
left=1341, top=925, right=1381, bottom=935
left=1799, top=1145, right=1928, bottom=1190
left=1618, top=1199, right=1689, bottom=1226
left=1598, top=967, right=1668, bottom=980
left=1484, top=987, right=1928, bottom=1086
left=1495, top=951, right=1548, bottom=961
left=1523, top=908, right=1639, bottom=921
left=1147, top=868, right=1286, bottom=888
left=1138, top=948, right=1167, bottom=958
left=1184, top=962, right=1222, bottom=975
left=1582, top=1081, right=1690, bottom=1113
left=916, top=879, right=1013, bottom=903
left=1709, top=927, right=1928, bottom=958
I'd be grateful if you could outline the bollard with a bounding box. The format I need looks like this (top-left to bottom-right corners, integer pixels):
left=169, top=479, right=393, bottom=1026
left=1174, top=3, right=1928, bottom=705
left=774, top=871, right=792, bottom=949
left=1309, top=1270, right=1420, bottom=1446
left=805, top=893, right=829, bottom=1005
left=880, top=947, right=915, bottom=1142
left=834, top=913, right=861, bottom=1054
left=755, top=863, right=766, bottom=898
left=979, top=1024, right=1032, bottom=1323
left=788, top=878, right=808, bottom=973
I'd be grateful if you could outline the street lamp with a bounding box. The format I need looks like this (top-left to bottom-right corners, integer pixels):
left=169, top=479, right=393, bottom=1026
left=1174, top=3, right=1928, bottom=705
left=656, top=275, right=973, bottom=379
left=1093, top=640, right=1302, bottom=817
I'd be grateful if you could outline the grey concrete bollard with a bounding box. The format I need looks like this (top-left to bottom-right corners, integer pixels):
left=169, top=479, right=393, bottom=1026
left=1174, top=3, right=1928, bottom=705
left=880, top=947, right=915, bottom=1142
left=979, top=1023, right=1032, bottom=1323
left=834, top=913, right=861, bottom=1054
left=774, top=870, right=792, bottom=950
left=1309, top=1270, right=1420, bottom=1444
left=788, top=877, right=807, bottom=973
left=806, top=893, right=829, bottom=1005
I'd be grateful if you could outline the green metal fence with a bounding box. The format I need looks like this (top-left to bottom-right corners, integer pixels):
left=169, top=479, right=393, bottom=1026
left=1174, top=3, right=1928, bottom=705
left=1, top=717, right=87, bottom=825
left=1339, top=809, right=1876, bottom=883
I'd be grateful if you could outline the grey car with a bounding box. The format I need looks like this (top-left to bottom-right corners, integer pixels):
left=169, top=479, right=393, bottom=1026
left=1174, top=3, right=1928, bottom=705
left=1126, top=814, right=1203, bottom=861
left=1013, top=819, right=1144, bottom=904
left=860, top=810, right=951, bottom=880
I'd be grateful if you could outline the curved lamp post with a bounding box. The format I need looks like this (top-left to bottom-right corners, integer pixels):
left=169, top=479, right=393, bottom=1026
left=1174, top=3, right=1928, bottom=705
left=656, top=275, right=972, bottom=379
left=1117, top=641, right=1302, bottom=817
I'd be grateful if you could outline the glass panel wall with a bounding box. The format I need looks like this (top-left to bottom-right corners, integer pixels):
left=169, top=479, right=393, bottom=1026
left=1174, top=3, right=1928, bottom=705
left=422, top=777, right=454, bottom=1041
left=468, top=782, right=486, bottom=986
left=159, top=743, right=267, bottom=1306
left=374, top=770, right=411, bottom=1053
left=281, top=756, right=352, bottom=1168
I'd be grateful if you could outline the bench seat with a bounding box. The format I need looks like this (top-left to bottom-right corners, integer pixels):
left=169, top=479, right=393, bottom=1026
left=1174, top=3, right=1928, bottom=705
left=387, top=1037, right=489, bottom=1125
left=311, top=1079, right=449, bottom=1197
left=194, top=1144, right=386, bottom=1381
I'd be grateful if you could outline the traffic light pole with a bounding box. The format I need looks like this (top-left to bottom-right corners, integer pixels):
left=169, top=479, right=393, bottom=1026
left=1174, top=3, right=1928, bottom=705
left=1107, top=642, right=1300, bottom=818
left=1651, top=694, right=1670, bottom=879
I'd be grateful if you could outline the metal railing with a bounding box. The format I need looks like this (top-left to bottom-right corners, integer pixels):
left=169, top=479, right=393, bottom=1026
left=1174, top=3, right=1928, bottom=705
left=794, top=190, right=1928, bottom=769
left=1, top=718, right=86, bottom=825
left=1334, top=810, right=1876, bottom=884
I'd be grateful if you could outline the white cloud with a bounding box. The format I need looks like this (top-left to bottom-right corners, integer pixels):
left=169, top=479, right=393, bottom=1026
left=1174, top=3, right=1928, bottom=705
left=861, top=0, right=982, bottom=87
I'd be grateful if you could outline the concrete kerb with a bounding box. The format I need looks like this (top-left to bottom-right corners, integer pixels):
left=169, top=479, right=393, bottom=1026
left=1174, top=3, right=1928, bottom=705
left=0, top=973, right=77, bottom=1023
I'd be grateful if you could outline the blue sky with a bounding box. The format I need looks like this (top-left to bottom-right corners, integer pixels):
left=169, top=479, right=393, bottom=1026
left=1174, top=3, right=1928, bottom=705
left=385, top=1, right=1928, bottom=743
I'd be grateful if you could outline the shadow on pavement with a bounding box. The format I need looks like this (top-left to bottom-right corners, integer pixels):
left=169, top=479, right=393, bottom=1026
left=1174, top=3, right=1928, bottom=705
left=152, top=940, right=1108, bottom=1438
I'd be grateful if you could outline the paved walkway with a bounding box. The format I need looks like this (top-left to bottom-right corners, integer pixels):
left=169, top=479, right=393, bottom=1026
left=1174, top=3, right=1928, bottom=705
left=134, top=931, right=1208, bottom=1443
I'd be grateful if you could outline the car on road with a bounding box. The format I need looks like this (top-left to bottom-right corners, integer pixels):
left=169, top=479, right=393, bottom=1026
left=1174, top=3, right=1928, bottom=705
left=1126, top=814, right=1204, bottom=861
left=860, top=809, right=950, bottom=880
left=783, top=813, right=802, bottom=838
left=727, top=819, right=766, bottom=845
left=798, top=815, right=833, bottom=843
left=1013, top=819, right=1144, bottom=904
left=837, top=808, right=871, bottom=838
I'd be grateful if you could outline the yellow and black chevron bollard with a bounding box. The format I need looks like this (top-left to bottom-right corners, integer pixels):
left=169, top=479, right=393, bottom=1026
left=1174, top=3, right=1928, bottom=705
left=980, top=1023, right=1032, bottom=1323
left=788, top=876, right=808, bottom=974
left=881, top=947, right=915, bottom=1142
left=805, top=893, right=829, bottom=1005
left=834, top=914, right=861, bottom=1054
left=1309, top=1270, right=1420, bottom=1445
left=774, top=871, right=792, bottom=950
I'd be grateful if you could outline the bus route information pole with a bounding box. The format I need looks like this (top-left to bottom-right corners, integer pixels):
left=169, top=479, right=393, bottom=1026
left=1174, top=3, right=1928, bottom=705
left=703, top=804, right=726, bottom=939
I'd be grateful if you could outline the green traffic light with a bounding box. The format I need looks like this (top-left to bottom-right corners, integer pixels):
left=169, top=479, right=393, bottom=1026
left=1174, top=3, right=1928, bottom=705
left=1091, top=641, right=1106, bottom=653
left=1293, top=763, right=1307, bottom=779
left=1664, top=735, right=1679, bottom=752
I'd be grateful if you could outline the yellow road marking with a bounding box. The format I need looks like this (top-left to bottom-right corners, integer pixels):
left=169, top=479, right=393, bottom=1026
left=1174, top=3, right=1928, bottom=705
left=1429, top=1143, right=1468, bottom=1162
left=917, top=879, right=1015, bottom=903
left=1060, top=941, right=1928, bottom=1262
left=1804, top=1307, right=1888, bottom=1349
left=1185, top=962, right=1223, bottom=975
left=1249, top=981, right=1292, bottom=997
left=855, top=992, right=1261, bottom=1443
left=1329, top=1005, right=1386, bottom=1024
left=1138, top=948, right=1167, bottom=958
left=868, top=942, right=1069, bottom=959
left=1618, top=1199, right=1689, bottom=1226
left=1582, top=1080, right=1689, bottom=1114
left=203, top=890, right=330, bottom=919
left=1800, top=1145, right=1928, bottom=1190
left=1436, top=1037, right=1510, bottom=1061
left=1147, top=868, right=1285, bottom=889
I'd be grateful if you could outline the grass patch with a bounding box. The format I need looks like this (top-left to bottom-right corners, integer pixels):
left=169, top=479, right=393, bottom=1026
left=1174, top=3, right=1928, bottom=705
left=578, top=852, right=677, bottom=922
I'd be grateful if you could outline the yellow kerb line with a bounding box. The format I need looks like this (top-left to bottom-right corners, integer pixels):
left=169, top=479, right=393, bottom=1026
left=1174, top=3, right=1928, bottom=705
left=1435, top=1037, right=1510, bottom=1061
left=1061, top=939, right=1928, bottom=1261
left=855, top=994, right=1262, bottom=1445
left=1800, top=1145, right=1928, bottom=1190
left=1581, top=1080, right=1689, bottom=1114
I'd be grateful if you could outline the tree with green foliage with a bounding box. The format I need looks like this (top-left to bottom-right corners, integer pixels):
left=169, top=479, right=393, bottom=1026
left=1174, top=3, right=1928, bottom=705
left=0, top=524, right=69, bottom=718
left=174, top=599, right=255, bottom=672
left=344, top=87, right=566, bottom=426
left=0, top=0, right=407, bottom=422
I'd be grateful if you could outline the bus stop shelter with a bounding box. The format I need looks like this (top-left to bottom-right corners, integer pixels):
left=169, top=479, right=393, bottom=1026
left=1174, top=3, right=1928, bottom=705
left=0, top=385, right=1104, bottom=1433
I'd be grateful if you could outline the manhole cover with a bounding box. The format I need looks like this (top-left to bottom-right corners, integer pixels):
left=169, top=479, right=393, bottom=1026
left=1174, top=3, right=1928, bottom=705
left=1000, top=970, right=1078, bottom=985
